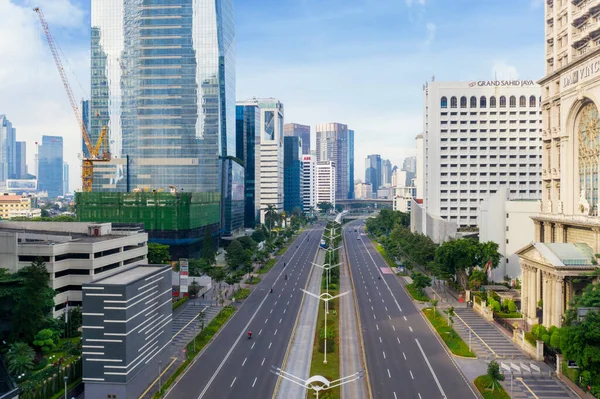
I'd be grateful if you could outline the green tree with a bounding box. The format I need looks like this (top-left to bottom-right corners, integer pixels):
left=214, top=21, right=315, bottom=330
left=189, top=258, right=211, bottom=276
left=486, top=360, right=505, bottom=391
left=411, top=272, right=432, bottom=292
left=468, top=269, right=487, bottom=291
left=335, top=204, right=344, bottom=213
left=40, top=207, right=49, bottom=218
left=237, top=236, right=257, bottom=252
left=12, top=258, right=55, bottom=343
left=209, top=267, right=227, bottom=285
left=32, top=328, right=56, bottom=353
left=561, top=309, right=600, bottom=376
left=251, top=229, right=267, bottom=243
left=148, top=243, right=171, bottom=264
left=264, top=204, right=280, bottom=232
left=5, top=342, right=34, bottom=376
left=317, top=202, right=333, bottom=214
left=435, top=239, right=478, bottom=289
left=225, top=240, right=246, bottom=270
left=201, top=228, right=216, bottom=265
left=188, top=280, right=200, bottom=298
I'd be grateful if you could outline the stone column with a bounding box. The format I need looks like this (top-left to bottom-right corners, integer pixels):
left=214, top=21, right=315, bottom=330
left=544, top=223, right=553, bottom=243
left=529, top=266, right=538, bottom=323
left=534, top=221, right=542, bottom=242
left=555, top=223, right=565, bottom=243
left=593, top=228, right=600, bottom=254
left=521, top=265, right=529, bottom=319
left=549, top=274, right=556, bottom=327
left=542, top=271, right=550, bottom=327
left=536, top=268, right=541, bottom=308
left=555, top=275, right=564, bottom=327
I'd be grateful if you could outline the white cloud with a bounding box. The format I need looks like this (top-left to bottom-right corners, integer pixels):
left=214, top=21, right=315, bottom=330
left=425, top=22, right=436, bottom=45
left=492, top=61, right=521, bottom=80
left=0, top=0, right=88, bottom=191
left=405, top=0, right=426, bottom=6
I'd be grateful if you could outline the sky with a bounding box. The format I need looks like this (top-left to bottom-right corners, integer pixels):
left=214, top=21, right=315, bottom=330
left=0, top=0, right=545, bottom=191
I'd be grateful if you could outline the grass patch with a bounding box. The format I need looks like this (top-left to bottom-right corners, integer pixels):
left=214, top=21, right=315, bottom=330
left=474, top=375, right=511, bottom=399
left=258, top=258, right=277, bottom=274
left=152, top=306, right=236, bottom=398
left=246, top=277, right=261, bottom=285
left=405, top=283, right=430, bottom=302
left=375, top=243, right=397, bottom=268
left=495, top=311, right=522, bottom=319
left=423, top=307, right=476, bottom=358
left=172, top=296, right=189, bottom=310
left=276, top=241, right=291, bottom=256
left=234, top=288, right=251, bottom=300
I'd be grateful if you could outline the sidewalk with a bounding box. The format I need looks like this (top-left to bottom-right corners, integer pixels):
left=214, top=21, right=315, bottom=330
left=274, top=249, right=324, bottom=399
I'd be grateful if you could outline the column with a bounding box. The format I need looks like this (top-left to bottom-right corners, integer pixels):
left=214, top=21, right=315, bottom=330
left=555, top=223, right=565, bottom=243
left=521, top=265, right=529, bottom=319
left=529, top=266, right=537, bottom=322
left=544, top=223, right=553, bottom=243
left=536, top=268, right=541, bottom=308
left=534, top=221, right=542, bottom=242
left=548, top=274, right=555, bottom=327
left=542, top=272, right=551, bottom=327
left=555, top=276, right=564, bottom=327
left=593, top=228, right=600, bottom=253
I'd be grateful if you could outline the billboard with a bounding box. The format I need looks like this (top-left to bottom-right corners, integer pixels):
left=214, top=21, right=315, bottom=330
left=179, top=258, right=189, bottom=295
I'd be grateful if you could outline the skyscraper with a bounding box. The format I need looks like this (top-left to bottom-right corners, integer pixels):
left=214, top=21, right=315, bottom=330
left=382, top=159, right=392, bottom=186
left=236, top=104, right=261, bottom=228
left=348, top=129, right=355, bottom=199
left=316, top=123, right=350, bottom=200
left=284, top=123, right=310, bottom=155
left=0, top=116, right=16, bottom=182
left=81, top=99, right=90, bottom=158
left=284, top=136, right=303, bottom=213
left=365, top=154, right=382, bottom=196
left=316, top=161, right=336, bottom=206
left=403, top=156, right=417, bottom=174
left=90, top=0, right=236, bottom=193
left=38, top=136, right=63, bottom=198
left=63, top=162, right=69, bottom=195
left=15, top=141, right=26, bottom=179
left=237, top=98, right=285, bottom=221
left=302, top=153, right=316, bottom=213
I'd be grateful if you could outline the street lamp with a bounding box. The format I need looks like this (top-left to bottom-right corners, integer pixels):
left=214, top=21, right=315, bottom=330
left=63, top=376, right=68, bottom=399
left=311, top=262, right=342, bottom=305
left=271, top=366, right=366, bottom=399
left=301, top=289, right=349, bottom=364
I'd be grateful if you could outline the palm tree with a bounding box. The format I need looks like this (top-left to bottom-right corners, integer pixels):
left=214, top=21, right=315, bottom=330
left=5, top=342, right=35, bottom=376
left=264, top=205, right=279, bottom=235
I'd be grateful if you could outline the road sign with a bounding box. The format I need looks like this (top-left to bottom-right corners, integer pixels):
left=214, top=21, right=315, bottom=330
left=179, top=258, right=189, bottom=297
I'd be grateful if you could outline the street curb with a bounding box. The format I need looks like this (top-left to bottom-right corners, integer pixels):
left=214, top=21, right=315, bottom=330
left=345, top=224, right=374, bottom=399
left=271, top=228, right=322, bottom=399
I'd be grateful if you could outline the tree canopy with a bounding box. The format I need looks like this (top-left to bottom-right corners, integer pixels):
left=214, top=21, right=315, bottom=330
left=435, top=239, right=501, bottom=289
left=317, top=202, right=333, bottom=214
left=201, top=228, right=216, bottom=265
left=148, top=243, right=171, bottom=264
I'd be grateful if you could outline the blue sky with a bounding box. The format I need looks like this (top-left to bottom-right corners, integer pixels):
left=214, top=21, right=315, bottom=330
left=0, top=0, right=545, bottom=189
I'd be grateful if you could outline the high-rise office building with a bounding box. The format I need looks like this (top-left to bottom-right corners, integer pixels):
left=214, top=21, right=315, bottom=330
left=284, top=136, right=303, bottom=213
left=348, top=129, right=355, bottom=199
left=38, top=136, right=63, bottom=198
left=420, top=81, right=542, bottom=230
left=316, top=123, right=350, bottom=200
left=302, top=153, right=316, bottom=213
left=81, top=99, right=90, bottom=158
left=63, top=162, right=69, bottom=195
left=236, top=104, right=261, bottom=228
left=365, top=154, right=382, bottom=196
left=0, top=116, right=16, bottom=182
left=89, top=0, right=236, bottom=193
left=15, top=141, right=26, bottom=179
left=382, top=159, right=392, bottom=186
left=237, top=98, right=285, bottom=221
left=403, top=156, right=417, bottom=174
left=284, top=123, right=310, bottom=155
left=316, top=161, right=336, bottom=206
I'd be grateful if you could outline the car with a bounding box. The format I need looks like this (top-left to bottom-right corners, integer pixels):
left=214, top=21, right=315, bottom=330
left=357, top=236, right=360, bottom=240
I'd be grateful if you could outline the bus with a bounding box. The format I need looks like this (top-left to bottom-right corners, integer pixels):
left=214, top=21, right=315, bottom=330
left=319, top=239, right=327, bottom=249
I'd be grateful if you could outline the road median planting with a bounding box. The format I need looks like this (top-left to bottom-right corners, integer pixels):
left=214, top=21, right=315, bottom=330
left=474, top=375, right=511, bottom=399
left=405, top=283, right=430, bottom=302
left=423, top=307, right=476, bottom=358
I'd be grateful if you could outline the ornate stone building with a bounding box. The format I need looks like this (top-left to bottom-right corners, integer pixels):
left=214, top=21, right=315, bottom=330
left=517, top=0, right=600, bottom=328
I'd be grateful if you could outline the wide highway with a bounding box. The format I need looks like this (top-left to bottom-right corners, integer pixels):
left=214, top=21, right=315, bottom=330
left=165, top=224, right=324, bottom=399
left=344, top=220, right=478, bottom=399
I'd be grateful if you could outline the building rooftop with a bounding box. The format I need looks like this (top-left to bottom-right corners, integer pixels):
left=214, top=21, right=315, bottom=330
left=535, top=242, right=594, bottom=267
left=90, top=264, right=169, bottom=285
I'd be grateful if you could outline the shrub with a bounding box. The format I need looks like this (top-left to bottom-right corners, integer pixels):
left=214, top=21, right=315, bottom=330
left=581, top=370, right=592, bottom=387
left=234, top=288, right=251, bottom=300
left=507, top=300, right=517, bottom=313
left=524, top=331, right=537, bottom=346
left=550, top=331, right=561, bottom=350
left=531, top=324, right=546, bottom=339
left=541, top=334, right=551, bottom=345
left=488, top=298, right=501, bottom=313
left=33, top=329, right=57, bottom=354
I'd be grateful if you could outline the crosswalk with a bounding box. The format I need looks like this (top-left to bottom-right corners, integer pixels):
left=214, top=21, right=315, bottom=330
left=170, top=303, right=221, bottom=357
left=506, top=375, right=579, bottom=399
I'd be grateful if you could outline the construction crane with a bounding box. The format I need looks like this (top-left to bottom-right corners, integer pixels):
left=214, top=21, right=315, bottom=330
left=34, top=7, right=110, bottom=192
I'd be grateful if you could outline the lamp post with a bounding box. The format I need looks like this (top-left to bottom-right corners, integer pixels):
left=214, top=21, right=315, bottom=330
left=271, top=367, right=366, bottom=399
left=63, top=376, right=68, bottom=399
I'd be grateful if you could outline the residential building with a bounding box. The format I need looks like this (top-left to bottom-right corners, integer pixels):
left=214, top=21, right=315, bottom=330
left=316, top=123, right=351, bottom=200
left=391, top=168, right=406, bottom=189
left=478, top=188, right=538, bottom=282
left=237, top=98, right=285, bottom=222
left=302, top=153, right=316, bottom=213
left=382, top=159, right=392, bottom=186
left=15, top=142, right=26, bottom=179
left=415, top=133, right=424, bottom=200
left=0, top=221, right=148, bottom=317
left=0, top=194, right=40, bottom=219
left=418, top=80, right=542, bottom=235
left=518, top=0, right=600, bottom=328
left=236, top=104, right=261, bottom=228
left=0, top=116, right=16, bottom=182
left=283, top=136, right=303, bottom=213
left=316, top=161, right=335, bottom=206
left=365, top=154, right=382, bottom=196
left=38, top=135, right=63, bottom=198
left=63, top=162, right=69, bottom=195
left=348, top=129, right=355, bottom=199
left=393, top=186, right=416, bottom=213
left=377, top=187, right=391, bottom=199
left=82, top=264, right=171, bottom=399
left=284, top=123, right=310, bottom=155
left=403, top=156, right=417, bottom=174
left=354, top=182, right=373, bottom=200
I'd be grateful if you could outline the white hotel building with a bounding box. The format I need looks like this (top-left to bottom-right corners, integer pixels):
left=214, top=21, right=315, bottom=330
left=302, top=153, right=317, bottom=213
left=316, top=161, right=336, bottom=206
left=416, top=80, right=543, bottom=235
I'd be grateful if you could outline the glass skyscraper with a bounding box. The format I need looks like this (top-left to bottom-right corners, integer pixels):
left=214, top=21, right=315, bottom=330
left=90, top=0, right=236, bottom=193
left=38, top=136, right=64, bottom=198
left=236, top=105, right=260, bottom=228
left=284, top=123, right=310, bottom=155
left=0, top=115, right=16, bottom=182
left=348, top=129, right=354, bottom=199
left=284, top=136, right=303, bottom=213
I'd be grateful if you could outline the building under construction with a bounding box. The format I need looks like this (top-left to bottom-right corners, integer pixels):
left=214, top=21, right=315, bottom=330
left=75, top=191, right=220, bottom=258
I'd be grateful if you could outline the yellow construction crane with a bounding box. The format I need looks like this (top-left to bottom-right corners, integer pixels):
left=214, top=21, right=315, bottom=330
left=34, top=7, right=110, bottom=192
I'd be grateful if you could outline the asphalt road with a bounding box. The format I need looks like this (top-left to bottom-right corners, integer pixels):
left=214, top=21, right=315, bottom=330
left=165, top=224, right=324, bottom=399
left=345, top=220, right=479, bottom=399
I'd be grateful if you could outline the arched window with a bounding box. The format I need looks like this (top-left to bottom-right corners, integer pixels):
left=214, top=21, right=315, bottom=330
left=577, top=102, right=600, bottom=216
left=450, top=96, right=457, bottom=108
left=480, top=96, right=487, bottom=108
left=509, top=96, right=516, bottom=108
left=490, top=96, right=496, bottom=108
left=519, top=96, right=526, bottom=107
left=529, top=95, right=536, bottom=107
left=441, top=96, right=448, bottom=108
left=499, top=96, right=506, bottom=108
left=460, top=96, right=467, bottom=108
left=470, top=96, right=477, bottom=108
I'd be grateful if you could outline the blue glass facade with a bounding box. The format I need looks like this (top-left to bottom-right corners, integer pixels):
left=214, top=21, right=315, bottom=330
left=236, top=105, right=260, bottom=228
left=15, top=141, right=26, bottom=179
left=284, top=136, right=303, bottom=213
left=81, top=100, right=90, bottom=158
left=38, top=136, right=63, bottom=198
left=348, top=129, right=354, bottom=199
left=222, top=157, right=245, bottom=235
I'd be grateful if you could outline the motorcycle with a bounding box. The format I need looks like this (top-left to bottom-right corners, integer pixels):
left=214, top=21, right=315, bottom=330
left=247, top=331, right=252, bottom=339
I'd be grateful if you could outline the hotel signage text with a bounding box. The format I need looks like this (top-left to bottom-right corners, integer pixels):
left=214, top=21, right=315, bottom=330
left=469, top=80, right=536, bottom=87
left=563, top=60, right=600, bottom=88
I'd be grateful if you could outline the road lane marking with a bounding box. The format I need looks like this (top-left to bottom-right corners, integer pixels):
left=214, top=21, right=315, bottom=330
left=410, top=370, right=414, bottom=379
left=261, top=358, right=266, bottom=366
left=252, top=377, right=257, bottom=388
left=230, top=377, right=236, bottom=387
left=373, top=314, right=376, bottom=319
left=385, top=306, right=388, bottom=311
left=242, top=358, right=247, bottom=366
left=397, top=337, right=401, bottom=344
left=265, top=318, right=268, bottom=323
left=270, top=309, right=273, bottom=314
left=383, top=351, right=386, bottom=359
left=379, top=337, right=382, bottom=343
left=376, top=324, right=379, bottom=331
left=516, top=378, right=539, bottom=399
left=387, top=369, right=391, bottom=378
left=418, top=394, right=422, bottom=399
left=403, top=352, right=406, bottom=360
left=388, top=315, right=391, bottom=320
left=259, top=329, right=262, bottom=335
left=403, top=316, right=407, bottom=321
left=283, top=309, right=286, bottom=314
left=274, top=301, right=277, bottom=305
left=286, top=301, right=289, bottom=306
left=415, top=338, right=447, bottom=398
left=392, top=325, right=396, bottom=331
left=394, top=393, right=398, bottom=399
left=409, top=326, right=413, bottom=332
left=274, top=329, right=278, bottom=336
left=269, top=342, right=272, bottom=349
left=251, top=342, right=255, bottom=349
left=279, top=318, right=282, bottom=324
left=371, top=306, right=374, bottom=310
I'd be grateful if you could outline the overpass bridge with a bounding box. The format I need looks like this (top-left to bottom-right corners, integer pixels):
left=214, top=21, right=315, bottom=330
left=335, top=198, right=393, bottom=210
